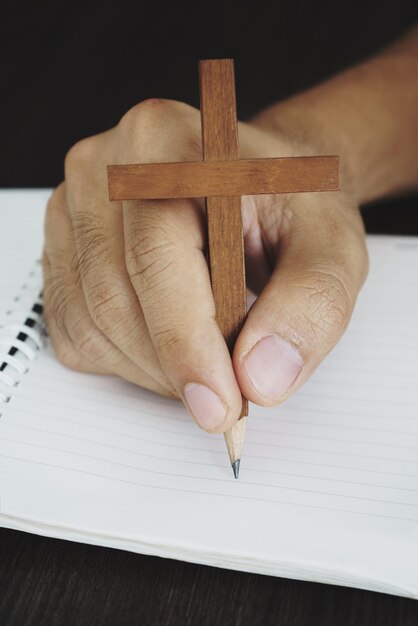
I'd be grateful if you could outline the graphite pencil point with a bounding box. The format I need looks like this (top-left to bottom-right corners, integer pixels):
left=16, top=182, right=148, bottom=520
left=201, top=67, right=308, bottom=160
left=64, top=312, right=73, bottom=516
left=232, top=459, right=240, bottom=479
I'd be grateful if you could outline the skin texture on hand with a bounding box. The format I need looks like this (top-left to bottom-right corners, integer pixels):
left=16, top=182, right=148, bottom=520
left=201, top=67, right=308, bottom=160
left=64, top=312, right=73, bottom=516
left=43, top=98, right=369, bottom=433
left=252, top=25, right=418, bottom=205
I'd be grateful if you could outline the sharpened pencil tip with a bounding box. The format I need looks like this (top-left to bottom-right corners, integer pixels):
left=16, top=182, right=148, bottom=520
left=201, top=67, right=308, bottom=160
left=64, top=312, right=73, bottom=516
left=232, top=459, right=240, bottom=479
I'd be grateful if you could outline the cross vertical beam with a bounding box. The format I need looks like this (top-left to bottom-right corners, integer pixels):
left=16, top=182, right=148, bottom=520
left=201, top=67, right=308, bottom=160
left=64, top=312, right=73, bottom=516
left=199, top=59, right=248, bottom=420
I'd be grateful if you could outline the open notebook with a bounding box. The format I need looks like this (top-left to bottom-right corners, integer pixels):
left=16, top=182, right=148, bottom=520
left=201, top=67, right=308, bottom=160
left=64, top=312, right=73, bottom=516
left=1, top=190, right=418, bottom=598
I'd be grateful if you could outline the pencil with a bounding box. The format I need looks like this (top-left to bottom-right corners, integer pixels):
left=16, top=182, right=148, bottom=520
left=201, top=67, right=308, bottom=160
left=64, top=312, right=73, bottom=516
left=199, top=59, right=249, bottom=478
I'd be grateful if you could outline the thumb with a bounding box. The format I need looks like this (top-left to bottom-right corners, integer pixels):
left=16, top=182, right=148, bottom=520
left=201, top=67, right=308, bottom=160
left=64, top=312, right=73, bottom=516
left=234, top=196, right=368, bottom=406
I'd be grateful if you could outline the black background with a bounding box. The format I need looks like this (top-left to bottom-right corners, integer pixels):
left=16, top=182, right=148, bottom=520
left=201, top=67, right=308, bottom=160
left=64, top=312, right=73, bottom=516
left=1, top=0, right=418, bottom=232
left=1, top=1, right=418, bottom=624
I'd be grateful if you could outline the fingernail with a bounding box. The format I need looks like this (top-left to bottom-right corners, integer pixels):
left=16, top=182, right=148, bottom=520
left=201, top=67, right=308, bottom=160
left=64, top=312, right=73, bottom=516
left=184, top=382, right=227, bottom=431
left=244, top=335, right=303, bottom=400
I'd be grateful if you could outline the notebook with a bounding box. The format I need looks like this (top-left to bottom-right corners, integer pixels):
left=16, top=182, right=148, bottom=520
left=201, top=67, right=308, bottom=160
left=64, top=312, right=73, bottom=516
left=1, top=189, right=418, bottom=599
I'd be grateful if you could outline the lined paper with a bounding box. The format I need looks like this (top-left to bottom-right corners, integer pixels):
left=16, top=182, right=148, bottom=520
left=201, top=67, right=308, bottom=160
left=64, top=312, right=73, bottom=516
left=1, top=190, right=418, bottom=598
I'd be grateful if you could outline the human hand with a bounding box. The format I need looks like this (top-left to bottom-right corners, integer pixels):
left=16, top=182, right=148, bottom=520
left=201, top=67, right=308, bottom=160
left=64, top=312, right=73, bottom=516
left=43, top=98, right=368, bottom=433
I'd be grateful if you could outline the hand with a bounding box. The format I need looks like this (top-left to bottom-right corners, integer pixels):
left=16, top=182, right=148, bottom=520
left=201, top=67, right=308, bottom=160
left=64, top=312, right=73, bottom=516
left=43, top=98, right=368, bottom=433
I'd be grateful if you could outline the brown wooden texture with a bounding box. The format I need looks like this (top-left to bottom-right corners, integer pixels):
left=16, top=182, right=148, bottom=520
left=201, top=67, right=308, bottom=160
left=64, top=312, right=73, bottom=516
left=107, top=156, right=339, bottom=200
left=199, top=59, right=239, bottom=161
left=206, top=195, right=246, bottom=349
left=199, top=59, right=248, bottom=418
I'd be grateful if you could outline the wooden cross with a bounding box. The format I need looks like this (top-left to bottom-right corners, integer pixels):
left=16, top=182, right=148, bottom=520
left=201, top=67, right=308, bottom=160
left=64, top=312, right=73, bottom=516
left=107, top=59, right=339, bottom=477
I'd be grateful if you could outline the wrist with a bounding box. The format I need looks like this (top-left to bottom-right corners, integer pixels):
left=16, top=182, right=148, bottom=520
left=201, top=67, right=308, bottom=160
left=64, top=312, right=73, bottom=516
left=249, top=101, right=361, bottom=202
left=250, top=25, right=418, bottom=206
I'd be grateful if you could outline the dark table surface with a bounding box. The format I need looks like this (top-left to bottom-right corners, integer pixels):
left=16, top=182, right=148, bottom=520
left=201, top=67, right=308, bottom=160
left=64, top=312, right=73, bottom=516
left=2, top=525, right=418, bottom=626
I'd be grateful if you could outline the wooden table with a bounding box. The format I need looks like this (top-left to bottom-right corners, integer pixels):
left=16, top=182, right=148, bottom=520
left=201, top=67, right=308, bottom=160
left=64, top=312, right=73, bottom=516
left=2, top=526, right=418, bottom=626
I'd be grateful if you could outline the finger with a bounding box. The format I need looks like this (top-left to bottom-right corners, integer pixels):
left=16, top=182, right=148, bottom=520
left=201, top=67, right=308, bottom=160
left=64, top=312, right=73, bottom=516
left=233, top=193, right=368, bottom=405
left=64, top=134, right=175, bottom=392
left=43, top=186, right=175, bottom=398
left=241, top=194, right=273, bottom=294
left=42, top=250, right=108, bottom=375
left=124, top=198, right=243, bottom=433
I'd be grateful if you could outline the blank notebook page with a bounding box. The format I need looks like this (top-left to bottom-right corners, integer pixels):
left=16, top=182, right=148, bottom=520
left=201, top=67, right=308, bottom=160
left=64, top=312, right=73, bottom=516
left=1, top=190, right=418, bottom=598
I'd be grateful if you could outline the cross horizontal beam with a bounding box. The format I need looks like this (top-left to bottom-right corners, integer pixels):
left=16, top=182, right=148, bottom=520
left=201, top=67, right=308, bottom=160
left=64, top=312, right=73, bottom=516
left=107, top=156, right=339, bottom=201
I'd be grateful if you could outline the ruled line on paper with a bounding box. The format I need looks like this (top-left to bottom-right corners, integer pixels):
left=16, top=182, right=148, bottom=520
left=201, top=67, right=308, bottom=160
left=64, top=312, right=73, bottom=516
left=6, top=401, right=418, bottom=452
left=2, top=453, right=418, bottom=524
left=322, top=352, right=418, bottom=365
left=250, top=418, right=418, bottom=438
left=16, top=384, right=189, bottom=419
left=14, top=373, right=418, bottom=422
left=10, top=389, right=418, bottom=443
left=2, top=215, right=418, bottom=593
left=4, top=429, right=418, bottom=494
left=5, top=407, right=418, bottom=469
left=279, top=403, right=418, bottom=425
left=20, top=354, right=418, bottom=406
left=14, top=385, right=418, bottom=437
left=295, top=391, right=418, bottom=408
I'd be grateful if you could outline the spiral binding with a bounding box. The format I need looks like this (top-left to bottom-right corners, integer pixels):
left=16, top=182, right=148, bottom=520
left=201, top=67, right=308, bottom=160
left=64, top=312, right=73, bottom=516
left=0, top=262, right=45, bottom=408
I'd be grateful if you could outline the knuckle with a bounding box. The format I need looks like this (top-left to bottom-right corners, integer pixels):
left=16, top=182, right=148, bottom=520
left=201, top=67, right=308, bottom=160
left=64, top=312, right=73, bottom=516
left=126, top=222, right=180, bottom=292
left=118, top=99, right=199, bottom=158
left=152, top=327, right=183, bottom=355
left=64, top=137, right=95, bottom=176
left=120, top=98, right=189, bottom=131
left=71, top=212, right=107, bottom=283
left=88, top=281, right=139, bottom=341
left=118, top=99, right=167, bottom=139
